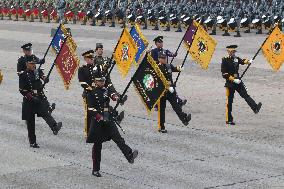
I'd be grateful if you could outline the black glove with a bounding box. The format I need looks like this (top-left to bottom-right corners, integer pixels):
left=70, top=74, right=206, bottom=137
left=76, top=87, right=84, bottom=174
left=39, top=58, right=45, bottom=65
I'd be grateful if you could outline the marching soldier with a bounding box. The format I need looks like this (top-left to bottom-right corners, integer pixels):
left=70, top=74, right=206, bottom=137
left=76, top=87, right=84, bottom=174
left=78, top=49, right=125, bottom=137
left=17, top=43, right=55, bottom=111
left=221, top=45, right=262, bottom=125
left=94, top=43, right=127, bottom=103
left=151, top=36, right=177, bottom=63
left=17, top=43, right=45, bottom=75
left=157, top=52, right=191, bottom=133
left=151, top=36, right=187, bottom=107
left=78, top=50, right=97, bottom=136
left=93, top=43, right=112, bottom=73
left=86, top=67, right=138, bottom=177
left=19, top=56, right=62, bottom=148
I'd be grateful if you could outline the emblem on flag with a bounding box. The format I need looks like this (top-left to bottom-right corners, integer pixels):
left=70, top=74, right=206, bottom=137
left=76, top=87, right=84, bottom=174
left=132, top=54, right=169, bottom=113
left=143, top=74, right=155, bottom=91
left=185, top=21, right=217, bottom=70
left=262, top=26, right=284, bottom=71
left=113, top=28, right=138, bottom=78
left=271, top=41, right=281, bottom=54
left=55, top=38, right=80, bottom=90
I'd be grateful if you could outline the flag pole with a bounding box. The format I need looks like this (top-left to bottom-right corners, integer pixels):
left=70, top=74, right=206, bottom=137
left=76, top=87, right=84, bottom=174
left=173, top=51, right=189, bottom=86
left=38, top=23, right=62, bottom=69
left=113, top=77, right=134, bottom=112
left=240, top=25, right=277, bottom=79
left=112, top=116, right=126, bottom=134
left=112, top=50, right=147, bottom=112
left=168, top=19, right=192, bottom=65
left=173, top=22, right=199, bottom=87
left=106, top=27, right=126, bottom=78
left=42, top=36, right=68, bottom=88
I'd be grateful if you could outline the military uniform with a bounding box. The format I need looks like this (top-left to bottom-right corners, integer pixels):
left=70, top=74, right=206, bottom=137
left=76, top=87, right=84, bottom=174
left=17, top=43, right=44, bottom=75
left=93, top=43, right=118, bottom=95
left=19, top=56, right=62, bottom=148
left=221, top=45, right=262, bottom=125
left=78, top=49, right=124, bottom=137
left=78, top=50, right=98, bottom=136
left=86, top=68, right=138, bottom=177
left=157, top=52, right=191, bottom=133
left=150, top=36, right=177, bottom=63
left=151, top=36, right=186, bottom=108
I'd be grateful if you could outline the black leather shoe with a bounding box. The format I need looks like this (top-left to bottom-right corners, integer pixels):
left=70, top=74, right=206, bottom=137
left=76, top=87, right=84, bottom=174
left=210, top=30, right=216, bottom=35
left=222, top=31, right=230, bottom=36
left=127, top=150, right=138, bottom=164
left=175, top=28, right=182, bottom=32
left=256, top=30, right=262, bottom=34
left=158, top=129, right=168, bottom=133
left=254, top=102, right=262, bottom=114
left=226, top=121, right=236, bottom=125
left=53, top=122, right=62, bottom=135
left=92, top=170, right=102, bottom=177
left=182, top=114, right=191, bottom=126
left=163, top=27, right=170, bottom=31
left=152, top=26, right=159, bottom=30
left=244, top=29, right=250, bottom=33
left=182, top=99, right=187, bottom=106
left=30, top=143, right=40, bottom=148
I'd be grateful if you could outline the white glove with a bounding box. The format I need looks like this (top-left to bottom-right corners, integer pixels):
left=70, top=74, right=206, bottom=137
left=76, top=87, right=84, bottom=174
left=168, top=87, right=175, bottom=93
left=179, top=66, right=185, bottom=71
left=233, top=79, right=241, bottom=84
left=249, top=59, right=253, bottom=64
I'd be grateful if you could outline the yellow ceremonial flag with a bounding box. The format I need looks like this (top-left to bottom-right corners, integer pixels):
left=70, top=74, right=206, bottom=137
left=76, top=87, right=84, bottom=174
left=113, top=28, right=138, bottom=78
left=189, top=22, right=217, bottom=70
left=261, top=26, right=284, bottom=71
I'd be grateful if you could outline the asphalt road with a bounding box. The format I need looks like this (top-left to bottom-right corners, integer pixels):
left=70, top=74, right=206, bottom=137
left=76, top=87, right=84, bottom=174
left=0, top=20, right=283, bottom=189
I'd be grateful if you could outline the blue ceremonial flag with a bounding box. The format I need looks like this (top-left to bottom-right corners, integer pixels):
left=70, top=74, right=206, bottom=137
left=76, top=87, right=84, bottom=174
left=51, top=24, right=77, bottom=55
left=51, top=25, right=66, bottom=54
left=130, top=24, right=149, bottom=65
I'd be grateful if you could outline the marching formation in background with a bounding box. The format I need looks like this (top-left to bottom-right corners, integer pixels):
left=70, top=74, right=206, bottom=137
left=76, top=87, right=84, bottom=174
left=0, top=0, right=284, bottom=36
left=0, top=5, right=284, bottom=176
